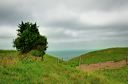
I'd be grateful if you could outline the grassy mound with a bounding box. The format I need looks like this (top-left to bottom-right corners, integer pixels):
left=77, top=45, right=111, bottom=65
left=68, top=47, right=128, bottom=67
left=67, top=47, right=128, bottom=84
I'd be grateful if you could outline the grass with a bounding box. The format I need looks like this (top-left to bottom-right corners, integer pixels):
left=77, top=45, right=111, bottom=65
left=68, top=47, right=128, bottom=67
left=0, top=50, right=109, bottom=84
left=0, top=48, right=128, bottom=84
left=66, top=47, right=128, bottom=84
left=94, top=66, right=128, bottom=84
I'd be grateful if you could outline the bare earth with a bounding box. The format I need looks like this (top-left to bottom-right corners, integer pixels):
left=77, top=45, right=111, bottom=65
left=76, top=60, right=127, bottom=72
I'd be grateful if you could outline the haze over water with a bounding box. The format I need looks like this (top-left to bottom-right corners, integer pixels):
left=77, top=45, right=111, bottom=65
left=48, top=50, right=92, bottom=60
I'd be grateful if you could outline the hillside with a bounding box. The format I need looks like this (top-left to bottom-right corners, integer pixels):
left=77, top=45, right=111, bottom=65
left=67, top=47, right=128, bottom=84
left=0, top=50, right=109, bottom=84
left=0, top=49, right=128, bottom=84
left=68, top=47, right=128, bottom=66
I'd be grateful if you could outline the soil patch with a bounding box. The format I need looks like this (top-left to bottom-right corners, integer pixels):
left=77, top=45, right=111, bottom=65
left=76, top=60, right=127, bottom=72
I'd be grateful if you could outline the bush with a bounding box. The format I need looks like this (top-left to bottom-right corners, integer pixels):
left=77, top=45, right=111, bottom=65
left=13, top=21, right=48, bottom=58
left=30, top=50, right=44, bottom=57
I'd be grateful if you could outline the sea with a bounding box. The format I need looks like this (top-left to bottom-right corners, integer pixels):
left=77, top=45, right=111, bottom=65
left=47, top=50, right=92, bottom=61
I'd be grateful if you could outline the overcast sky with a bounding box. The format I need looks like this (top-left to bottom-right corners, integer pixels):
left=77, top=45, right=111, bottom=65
left=0, top=0, right=128, bottom=51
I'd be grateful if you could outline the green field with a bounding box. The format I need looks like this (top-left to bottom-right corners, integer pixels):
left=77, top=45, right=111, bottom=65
left=0, top=48, right=128, bottom=84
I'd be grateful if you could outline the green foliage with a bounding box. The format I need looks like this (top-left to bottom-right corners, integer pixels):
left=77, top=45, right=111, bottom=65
left=30, top=50, right=44, bottom=57
left=13, top=21, right=47, bottom=57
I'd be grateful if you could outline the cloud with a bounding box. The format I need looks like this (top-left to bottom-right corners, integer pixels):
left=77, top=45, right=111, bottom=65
left=0, top=0, right=128, bottom=50
left=0, top=26, right=17, bottom=38
left=0, top=0, right=33, bottom=26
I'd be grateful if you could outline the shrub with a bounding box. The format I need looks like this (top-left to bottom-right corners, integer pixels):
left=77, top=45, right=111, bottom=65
left=13, top=21, right=48, bottom=58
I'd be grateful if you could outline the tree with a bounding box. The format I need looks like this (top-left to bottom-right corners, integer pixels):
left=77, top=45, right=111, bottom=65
left=13, top=21, right=48, bottom=57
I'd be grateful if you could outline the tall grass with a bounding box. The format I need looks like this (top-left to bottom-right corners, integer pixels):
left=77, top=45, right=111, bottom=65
left=94, top=66, right=128, bottom=84
left=0, top=51, right=109, bottom=84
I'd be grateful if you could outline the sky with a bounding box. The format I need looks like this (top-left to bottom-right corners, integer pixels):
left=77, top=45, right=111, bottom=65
left=0, top=0, right=128, bottom=51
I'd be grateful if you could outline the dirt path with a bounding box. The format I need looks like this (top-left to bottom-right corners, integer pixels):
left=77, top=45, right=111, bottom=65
left=76, top=60, right=127, bottom=72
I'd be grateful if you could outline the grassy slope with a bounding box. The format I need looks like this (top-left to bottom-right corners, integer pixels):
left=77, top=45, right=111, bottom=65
left=68, top=47, right=128, bottom=66
left=94, top=66, right=128, bottom=84
left=68, top=47, right=128, bottom=84
left=0, top=50, right=108, bottom=84
left=1, top=48, right=128, bottom=84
